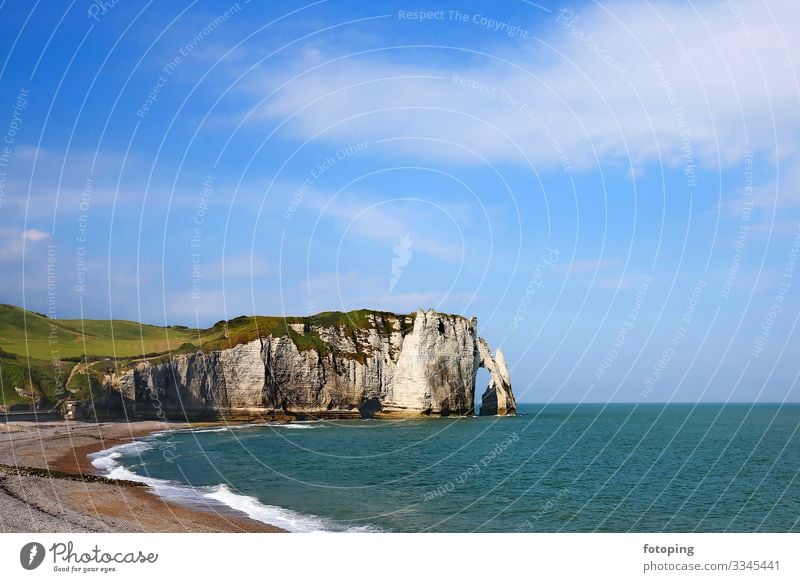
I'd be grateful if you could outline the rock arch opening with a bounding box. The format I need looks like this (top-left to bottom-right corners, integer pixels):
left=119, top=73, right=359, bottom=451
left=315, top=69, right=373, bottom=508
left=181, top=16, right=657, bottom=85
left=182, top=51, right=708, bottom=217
left=474, top=368, right=491, bottom=414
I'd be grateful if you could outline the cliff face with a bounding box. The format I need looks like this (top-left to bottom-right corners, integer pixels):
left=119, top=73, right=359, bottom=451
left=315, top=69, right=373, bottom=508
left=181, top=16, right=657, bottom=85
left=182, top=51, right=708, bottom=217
left=111, top=309, right=515, bottom=419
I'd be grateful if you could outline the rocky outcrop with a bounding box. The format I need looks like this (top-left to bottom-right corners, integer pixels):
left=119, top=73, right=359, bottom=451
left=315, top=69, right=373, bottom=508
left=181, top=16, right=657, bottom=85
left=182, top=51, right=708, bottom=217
left=110, top=309, right=515, bottom=420
left=478, top=339, right=516, bottom=416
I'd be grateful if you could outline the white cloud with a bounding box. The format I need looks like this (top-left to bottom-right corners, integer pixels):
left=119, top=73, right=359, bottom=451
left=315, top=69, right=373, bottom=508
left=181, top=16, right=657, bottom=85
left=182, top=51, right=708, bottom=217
left=244, top=1, right=800, bottom=175
left=22, top=228, right=49, bottom=241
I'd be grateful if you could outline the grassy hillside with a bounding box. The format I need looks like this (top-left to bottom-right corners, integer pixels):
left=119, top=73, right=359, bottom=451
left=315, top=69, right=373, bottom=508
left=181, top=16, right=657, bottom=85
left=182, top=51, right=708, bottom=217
left=0, top=348, right=63, bottom=406
left=0, top=304, right=198, bottom=360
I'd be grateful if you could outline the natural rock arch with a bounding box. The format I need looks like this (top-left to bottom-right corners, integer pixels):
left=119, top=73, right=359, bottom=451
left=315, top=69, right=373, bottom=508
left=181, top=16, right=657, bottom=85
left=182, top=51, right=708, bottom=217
left=477, top=338, right=516, bottom=416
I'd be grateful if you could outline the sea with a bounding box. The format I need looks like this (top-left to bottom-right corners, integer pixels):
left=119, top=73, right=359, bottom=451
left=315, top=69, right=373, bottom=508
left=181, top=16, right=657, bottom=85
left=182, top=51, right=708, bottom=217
left=90, top=403, right=800, bottom=532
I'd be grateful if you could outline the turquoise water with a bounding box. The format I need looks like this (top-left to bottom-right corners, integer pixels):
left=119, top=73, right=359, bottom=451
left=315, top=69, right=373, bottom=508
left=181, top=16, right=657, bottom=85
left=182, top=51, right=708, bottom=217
left=95, top=404, right=800, bottom=532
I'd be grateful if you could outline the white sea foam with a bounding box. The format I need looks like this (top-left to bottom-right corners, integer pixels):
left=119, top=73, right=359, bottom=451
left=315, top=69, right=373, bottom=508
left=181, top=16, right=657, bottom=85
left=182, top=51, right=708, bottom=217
left=89, top=442, right=205, bottom=504
left=88, top=441, right=153, bottom=474
left=189, top=426, right=232, bottom=434
left=89, top=438, right=369, bottom=532
left=161, top=422, right=324, bottom=435
left=269, top=424, right=316, bottom=430
left=203, top=484, right=336, bottom=532
left=171, top=424, right=255, bottom=435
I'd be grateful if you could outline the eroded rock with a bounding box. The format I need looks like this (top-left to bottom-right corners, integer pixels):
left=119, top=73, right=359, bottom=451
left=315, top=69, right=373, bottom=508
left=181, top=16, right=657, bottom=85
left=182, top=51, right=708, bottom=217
left=112, top=309, right=516, bottom=419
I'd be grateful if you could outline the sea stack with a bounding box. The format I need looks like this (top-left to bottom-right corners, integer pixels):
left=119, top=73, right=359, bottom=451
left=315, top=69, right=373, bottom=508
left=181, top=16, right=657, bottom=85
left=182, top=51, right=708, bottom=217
left=478, top=344, right=517, bottom=416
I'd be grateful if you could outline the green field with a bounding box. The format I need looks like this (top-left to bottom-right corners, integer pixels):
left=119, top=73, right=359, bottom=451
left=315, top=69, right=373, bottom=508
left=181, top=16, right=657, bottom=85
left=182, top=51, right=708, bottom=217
left=0, top=305, right=200, bottom=360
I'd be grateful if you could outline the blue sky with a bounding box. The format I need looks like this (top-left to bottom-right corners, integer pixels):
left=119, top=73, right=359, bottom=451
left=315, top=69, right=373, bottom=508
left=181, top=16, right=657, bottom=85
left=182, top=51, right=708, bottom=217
left=1, top=0, right=799, bottom=403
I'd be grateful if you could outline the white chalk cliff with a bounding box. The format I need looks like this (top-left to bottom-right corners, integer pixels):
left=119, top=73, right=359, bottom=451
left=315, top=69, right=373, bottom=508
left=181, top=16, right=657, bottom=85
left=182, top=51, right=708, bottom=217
left=110, top=309, right=516, bottom=419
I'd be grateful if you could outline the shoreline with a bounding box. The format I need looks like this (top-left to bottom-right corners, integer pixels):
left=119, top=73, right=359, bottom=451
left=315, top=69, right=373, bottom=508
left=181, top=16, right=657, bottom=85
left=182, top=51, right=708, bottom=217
left=0, top=420, right=286, bottom=533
